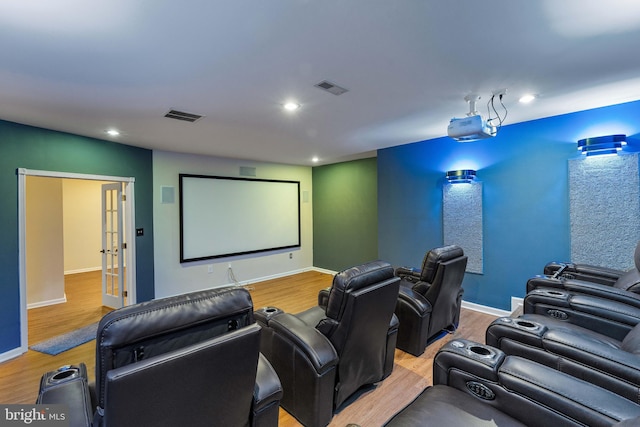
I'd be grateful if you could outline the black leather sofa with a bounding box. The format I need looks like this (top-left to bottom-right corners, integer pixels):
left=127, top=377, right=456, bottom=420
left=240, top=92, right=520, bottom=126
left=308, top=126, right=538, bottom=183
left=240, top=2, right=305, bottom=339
left=394, top=245, right=468, bottom=356
left=37, top=286, right=282, bottom=427
left=385, top=339, right=640, bottom=426
left=255, top=260, right=400, bottom=427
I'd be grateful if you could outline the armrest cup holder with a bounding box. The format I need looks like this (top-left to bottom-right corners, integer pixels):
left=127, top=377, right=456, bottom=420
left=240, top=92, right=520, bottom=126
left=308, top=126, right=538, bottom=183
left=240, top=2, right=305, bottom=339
left=434, top=340, right=505, bottom=384
left=534, top=289, right=569, bottom=299
left=254, top=306, right=284, bottom=325
left=495, top=317, right=545, bottom=333
left=447, top=340, right=503, bottom=368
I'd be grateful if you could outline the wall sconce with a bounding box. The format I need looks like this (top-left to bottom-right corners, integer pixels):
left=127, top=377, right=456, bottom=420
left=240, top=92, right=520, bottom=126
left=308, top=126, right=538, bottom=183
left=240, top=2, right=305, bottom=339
left=446, top=169, right=476, bottom=184
left=577, top=134, right=626, bottom=156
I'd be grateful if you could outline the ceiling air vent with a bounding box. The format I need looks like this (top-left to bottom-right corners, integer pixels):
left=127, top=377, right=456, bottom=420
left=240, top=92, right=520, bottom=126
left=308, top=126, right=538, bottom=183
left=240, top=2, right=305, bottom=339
left=164, top=109, right=204, bottom=123
left=314, top=80, right=349, bottom=96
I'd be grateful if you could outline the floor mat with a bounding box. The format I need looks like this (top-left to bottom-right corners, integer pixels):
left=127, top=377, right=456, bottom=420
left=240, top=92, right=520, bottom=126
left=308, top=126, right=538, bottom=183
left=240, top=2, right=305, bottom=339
left=29, top=322, right=98, bottom=355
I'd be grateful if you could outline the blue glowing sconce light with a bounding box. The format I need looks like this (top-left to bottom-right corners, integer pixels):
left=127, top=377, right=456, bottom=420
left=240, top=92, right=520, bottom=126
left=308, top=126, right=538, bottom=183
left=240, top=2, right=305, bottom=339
left=445, top=169, right=476, bottom=184
left=577, top=134, right=626, bottom=156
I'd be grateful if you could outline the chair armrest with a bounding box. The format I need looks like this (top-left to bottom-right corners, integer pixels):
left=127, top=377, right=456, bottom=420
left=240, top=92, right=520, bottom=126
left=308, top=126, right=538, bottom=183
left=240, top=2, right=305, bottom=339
left=317, top=287, right=331, bottom=307
left=37, top=364, right=93, bottom=427
left=397, top=286, right=432, bottom=315
left=433, top=340, right=640, bottom=426
left=485, top=316, right=547, bottom=348
left=544, top=261, right=624, bottom=285
left=252, top=354, right=283, bottom=427
left=527, top=276, right=640, bottom=308
left=266, top=313, right=338, bottom=374
left=395, top=266, right=421, bottom=282
left=524, top=289, right=640, bottom=340
left=253, top=353, right=283, bottom=410
left=433, top=339, right=505, bottom=384
left=258, top=312, right=338, bottom=427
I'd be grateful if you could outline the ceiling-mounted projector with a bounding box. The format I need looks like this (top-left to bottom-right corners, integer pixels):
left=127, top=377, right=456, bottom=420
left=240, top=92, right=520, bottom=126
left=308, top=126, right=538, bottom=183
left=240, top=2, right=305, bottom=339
left=447, top=94, right=498, bottom=142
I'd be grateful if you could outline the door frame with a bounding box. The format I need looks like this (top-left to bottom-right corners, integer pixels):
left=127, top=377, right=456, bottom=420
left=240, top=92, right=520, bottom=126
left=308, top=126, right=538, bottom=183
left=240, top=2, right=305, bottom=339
left=17, top=168, right=137, bottom=354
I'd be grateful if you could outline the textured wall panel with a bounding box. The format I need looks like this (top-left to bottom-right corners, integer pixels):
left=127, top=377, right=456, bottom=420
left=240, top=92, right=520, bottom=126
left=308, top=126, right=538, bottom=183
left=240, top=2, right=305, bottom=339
left=569, top=153, right=640, bottom=270
left=443, top=182, right=483, bottom=274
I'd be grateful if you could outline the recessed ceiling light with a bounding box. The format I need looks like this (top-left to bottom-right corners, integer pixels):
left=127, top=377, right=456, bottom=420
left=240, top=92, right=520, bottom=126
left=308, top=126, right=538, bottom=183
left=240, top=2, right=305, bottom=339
left=311, top=157, right=319, bottom=163
left=106, top=129, right=120, bottom=137
left=519, top=94, right=536, bottom=104
left=283, top=102, right=300, bottom=111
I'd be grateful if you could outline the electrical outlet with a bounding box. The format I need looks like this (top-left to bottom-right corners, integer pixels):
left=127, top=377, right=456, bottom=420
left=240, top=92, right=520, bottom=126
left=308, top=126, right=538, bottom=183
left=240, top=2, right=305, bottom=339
left=289, top=253, right=293, bottom=259
left=228, top=263, right=232, bottom=269
left=207, top=265, right=213, bottom=274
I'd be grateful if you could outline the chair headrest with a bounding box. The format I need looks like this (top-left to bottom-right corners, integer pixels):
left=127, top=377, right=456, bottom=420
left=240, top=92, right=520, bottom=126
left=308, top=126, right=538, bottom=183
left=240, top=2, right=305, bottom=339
left=95, top=286, right=255, bottom=408
left=420, top=245, right=465, bottom=283
left=97, top=286, right=254, bottom=351
left=325, top=260, right=395, bottom=320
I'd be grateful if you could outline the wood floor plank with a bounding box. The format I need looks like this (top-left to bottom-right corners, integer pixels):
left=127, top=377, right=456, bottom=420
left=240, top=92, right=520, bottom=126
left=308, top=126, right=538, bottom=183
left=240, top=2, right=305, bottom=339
left=0, top=270, right=497, bottom=427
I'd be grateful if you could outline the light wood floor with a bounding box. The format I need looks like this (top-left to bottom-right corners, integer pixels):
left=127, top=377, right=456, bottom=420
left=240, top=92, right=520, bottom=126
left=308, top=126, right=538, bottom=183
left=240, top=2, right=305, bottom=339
left=0, top=270, right=497, bottom=427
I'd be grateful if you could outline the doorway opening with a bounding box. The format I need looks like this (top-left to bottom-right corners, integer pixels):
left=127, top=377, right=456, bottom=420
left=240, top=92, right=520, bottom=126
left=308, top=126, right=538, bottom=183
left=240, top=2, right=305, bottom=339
left=17, top=168, right=137, bottom=355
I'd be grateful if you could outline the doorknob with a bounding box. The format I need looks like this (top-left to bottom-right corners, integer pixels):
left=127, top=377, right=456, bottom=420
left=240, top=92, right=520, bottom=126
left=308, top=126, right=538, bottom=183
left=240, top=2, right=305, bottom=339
left=100, top=249, right=106, bottom=253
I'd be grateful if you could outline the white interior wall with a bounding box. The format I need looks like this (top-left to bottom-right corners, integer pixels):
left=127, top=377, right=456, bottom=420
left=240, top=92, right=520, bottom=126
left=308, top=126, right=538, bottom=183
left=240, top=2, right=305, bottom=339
left=26, top=177, right=65, bottom=307
left=153, top=150, right=314, bottom=298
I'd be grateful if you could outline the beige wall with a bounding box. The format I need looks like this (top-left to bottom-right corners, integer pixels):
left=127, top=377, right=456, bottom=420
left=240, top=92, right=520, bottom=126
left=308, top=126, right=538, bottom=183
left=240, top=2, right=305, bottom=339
left=62, top=179, right=109, bottom=273
left=27, top=178, right=113, bottom=307
left=26, top=177, right=65, bottom=306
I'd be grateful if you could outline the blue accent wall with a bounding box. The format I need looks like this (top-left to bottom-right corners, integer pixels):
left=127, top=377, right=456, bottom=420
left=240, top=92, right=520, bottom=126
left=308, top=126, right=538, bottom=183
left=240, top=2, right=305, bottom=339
left=379, top=100, right=640, bottom=310
left=0, top=119, right=154, bottom=354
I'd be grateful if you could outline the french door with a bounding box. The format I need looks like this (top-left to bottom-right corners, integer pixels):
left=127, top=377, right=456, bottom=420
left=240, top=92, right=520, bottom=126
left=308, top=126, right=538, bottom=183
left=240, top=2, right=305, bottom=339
left=101, top=183, right=125, bottom=308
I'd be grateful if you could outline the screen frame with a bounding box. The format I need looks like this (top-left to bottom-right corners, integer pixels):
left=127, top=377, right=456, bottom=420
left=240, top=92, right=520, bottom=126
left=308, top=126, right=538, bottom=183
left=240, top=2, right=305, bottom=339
left=179, top=174, right=301, bottom=263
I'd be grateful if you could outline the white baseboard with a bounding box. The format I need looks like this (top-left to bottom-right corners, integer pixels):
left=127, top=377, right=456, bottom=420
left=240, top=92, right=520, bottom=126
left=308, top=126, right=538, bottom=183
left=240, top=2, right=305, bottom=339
left=27, top=295, right=67, bottom=310
left=230, top=267, right=316, bottom=287
left=311, top=267, right=338, bottom=275
left=64, top=265, right=127, bottom=275
left=0, top=347, right=25, bottom=364
left=511, top=296, right=524, bottom=313
left=461, top=300, right=511, bottom=317
left=64, top=266, right=101, bottom=275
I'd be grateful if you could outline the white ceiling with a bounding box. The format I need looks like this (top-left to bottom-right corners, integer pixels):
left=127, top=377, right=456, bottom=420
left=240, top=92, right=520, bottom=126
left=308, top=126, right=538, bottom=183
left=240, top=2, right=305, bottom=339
left=2, top=0, right=640, bottom=166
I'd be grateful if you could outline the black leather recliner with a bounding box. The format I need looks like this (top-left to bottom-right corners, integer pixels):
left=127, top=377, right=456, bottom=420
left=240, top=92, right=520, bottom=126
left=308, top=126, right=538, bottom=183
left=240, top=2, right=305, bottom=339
left=521, top=286, right=640, bottom=340
left=394, top=245, right=467, bottom=356
left=37, top=286, right=282, bottom=427
left=255, top=260, right=400, bottom=427
left=541, top=241, right=640, bottom=293
left=385, top=339, right=640, bottom=426
left=486, top=304, right=640, bottom=404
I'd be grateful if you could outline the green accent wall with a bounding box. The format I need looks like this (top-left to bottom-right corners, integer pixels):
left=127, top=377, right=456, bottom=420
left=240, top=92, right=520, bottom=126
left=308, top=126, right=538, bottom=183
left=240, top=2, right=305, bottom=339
left=312, top=157, right=378, bottom=271
left=0, top=119, right=154, bottom=354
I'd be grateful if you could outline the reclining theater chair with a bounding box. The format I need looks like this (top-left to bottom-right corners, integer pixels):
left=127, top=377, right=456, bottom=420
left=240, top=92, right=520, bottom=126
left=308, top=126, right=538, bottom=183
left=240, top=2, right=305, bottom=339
left=385, top=339, right=640, bottom=426
left=541, top=240, right=640, bottom=293
left=37, top=286, right=282, bottom=427
left=487, top=305, right=640, bottom=404
left=394, top=245, right=467, bottom=356
left=255, top=260, right=400, bottom=427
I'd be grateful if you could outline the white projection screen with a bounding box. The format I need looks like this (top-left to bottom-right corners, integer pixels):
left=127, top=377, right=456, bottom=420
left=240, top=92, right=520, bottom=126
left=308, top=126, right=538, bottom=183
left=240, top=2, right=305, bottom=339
left=179, top=174, right=301, bottom=262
